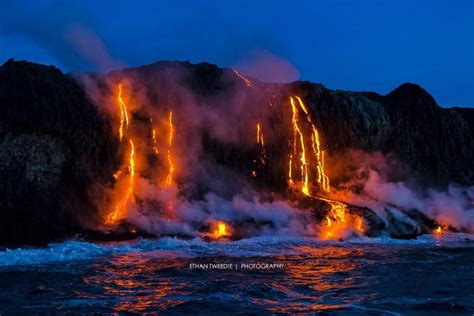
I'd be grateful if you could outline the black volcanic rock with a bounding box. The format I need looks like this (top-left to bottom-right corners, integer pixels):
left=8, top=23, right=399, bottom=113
left=0, top=60, right=117, bottom=244
left=381, top=83, right=473, bottom=186
left=453, top=107, right=474, bottom=136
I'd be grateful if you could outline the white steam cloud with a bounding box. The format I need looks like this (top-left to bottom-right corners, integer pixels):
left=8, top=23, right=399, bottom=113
left=330, top=151, right=474, bottom=233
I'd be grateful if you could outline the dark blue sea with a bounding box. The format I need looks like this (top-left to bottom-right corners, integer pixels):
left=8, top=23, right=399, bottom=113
left=1, top=234, right=473, bottom=314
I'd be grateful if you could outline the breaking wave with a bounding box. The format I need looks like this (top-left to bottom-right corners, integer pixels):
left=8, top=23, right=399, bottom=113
left=1, top=233, right=473, bottom=267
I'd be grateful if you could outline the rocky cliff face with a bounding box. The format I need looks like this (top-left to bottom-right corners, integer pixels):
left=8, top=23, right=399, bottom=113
left=0, top=59, right=472, bottom=244
left=290, top=82, right=474, bottom=187
left=0, top=60, right=117, bottom=244
left=379, top=83, right=473, bottom=186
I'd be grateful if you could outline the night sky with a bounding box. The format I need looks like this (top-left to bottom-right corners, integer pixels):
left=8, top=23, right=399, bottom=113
left=0, top=0, right=473, bottom=107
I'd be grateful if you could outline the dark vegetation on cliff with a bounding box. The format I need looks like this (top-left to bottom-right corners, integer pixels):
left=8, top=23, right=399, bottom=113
left=0, top=59, right=472, bottom=245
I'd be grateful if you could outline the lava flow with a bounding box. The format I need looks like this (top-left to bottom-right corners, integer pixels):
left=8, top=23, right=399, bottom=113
left=256, top=122, right=266, bottom=161
left=105, top=139, right=136, bottom=225
left=294, top=96, right=330, bottom=192
left=319, top=198, right=365, bottom=240
left=289, top=96, right=310, bottom=195
left=252, top=122, right=267, bottom=179
left=233, top=70, right=252, bottom=87
left=117, top=84, right=129, bottom=142
left=213, top=222, right=228, bottom=238
left=151, top=118, right=159, bottom=154
left=165, top=111, right=175, bottom=186
left=256, top=122, right=264, bottom=146
left=105, top=85, right=363, bottom=239
left=105, top=84, right=137, bottom=225
left=287, top=96, right=331, bottom=195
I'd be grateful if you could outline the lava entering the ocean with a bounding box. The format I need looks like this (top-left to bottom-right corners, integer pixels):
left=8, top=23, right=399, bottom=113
left=99, top=82, right=443, bottom=242
left=317, top=197, right=365, bottom=240
left=213, top=222, right=229, bottom=239
left=106, top=139, right=136, bottom=225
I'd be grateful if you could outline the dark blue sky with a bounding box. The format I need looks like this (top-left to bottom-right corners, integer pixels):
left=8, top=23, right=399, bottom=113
left=1, top=0, right=473, bottom=107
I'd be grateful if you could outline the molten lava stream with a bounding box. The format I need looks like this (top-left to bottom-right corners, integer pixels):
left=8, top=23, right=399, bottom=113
left=289, top=97, right=310, bottom=196
left=117, top=84, right=130, bottom=142
left=233, top=70, right=252, bottom=87
left=288, top=155, right=294, bottom=185
left=152, top=128, right=159, bottom=154
left=288, top=95, right=331, bottom=195
left=106, top=139, right=136, bottom=225
left=257, top=122, right=261, bottom=144
left=165, top=111, right=175, bottom=186
left=295, top=96, right=330, bottom=193
left=253, top=122, right=266, bottom=174
left=213, top=222, right=229, bottom=239
left=319, top=198, right=365, bottom=240
left=256, top=122, right=265, bottom=146
left=150, top=118, right=159, bottom=154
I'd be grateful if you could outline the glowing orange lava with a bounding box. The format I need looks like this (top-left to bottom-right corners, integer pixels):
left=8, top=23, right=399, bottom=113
left=152, top=128, right=159, bottom=154
left=106, top=139, right=136, bottom=225
left=233, top=70, right=252, bottom=87
left=319, top=198, right=365, bottom=240
left=295, top=96, right=330, bottom=192
left=290, top=97, right=310, bottom=196
left=112, top=170, right=122, bottom=180
left=214, top=222, right=228, bottom=238
left=434, top=226, right=444, bottom=236
left=288, top=155, right=294, bottom=185
left=252, top=121, right=266, bottom=178
left=150, top=118, right=159, bottom=154
left=117, top=84, right=129, bottom=142
left=321, top=151, right=330, bottom=192
left=325, top=216, right=333, bottom=239
left=256, top=122, right=264, bottom=146
left=356, top=217, right=364, bottom=233
left=165, top=111, right=175, bottom=186
left=288, top=96, right=330, bottom=194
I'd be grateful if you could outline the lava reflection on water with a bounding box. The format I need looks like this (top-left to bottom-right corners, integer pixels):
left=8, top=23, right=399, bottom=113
left=83, top=254, right=188, bottom=312
left=2, top=238, right=473, bottom=314
left=80, top=245, right=364, bottom=313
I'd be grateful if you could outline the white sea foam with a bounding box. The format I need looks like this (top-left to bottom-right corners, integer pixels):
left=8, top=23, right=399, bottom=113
left=0, top=233, right=472, bottom=267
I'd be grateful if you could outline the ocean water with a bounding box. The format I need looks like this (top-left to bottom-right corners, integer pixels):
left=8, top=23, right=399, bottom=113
left=0, top=234, right=473, bottom=314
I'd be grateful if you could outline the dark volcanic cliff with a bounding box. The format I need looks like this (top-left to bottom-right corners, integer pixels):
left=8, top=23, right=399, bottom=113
left=379, top=83, right=472, bottom=186
left=0, top=59, right=472, bottom=244
left=0, top=60, right=117, bottom=244
left=293, top=82, right=473, bottom=186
